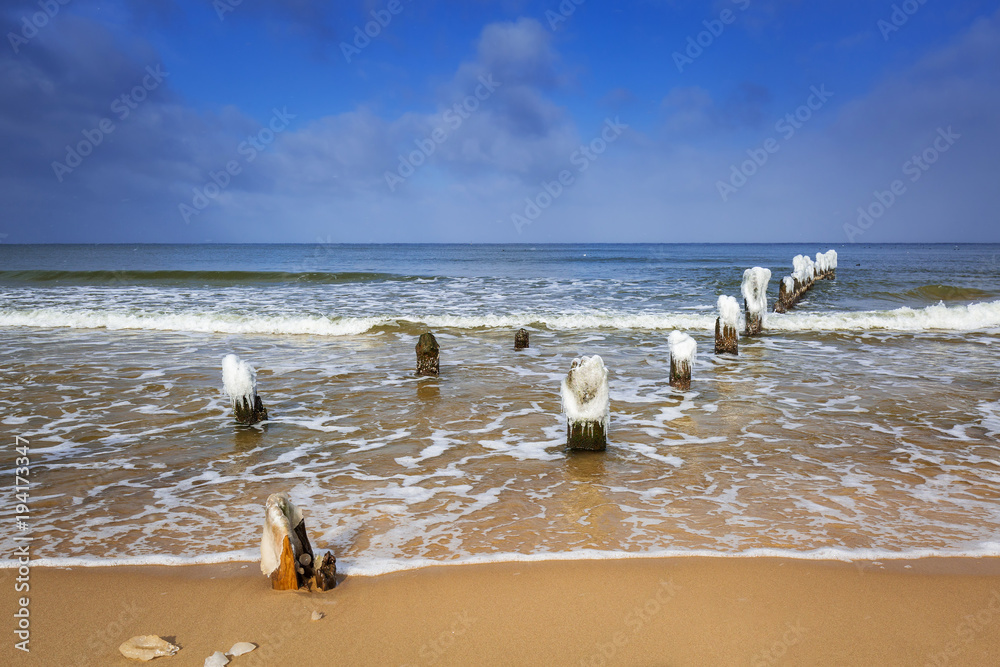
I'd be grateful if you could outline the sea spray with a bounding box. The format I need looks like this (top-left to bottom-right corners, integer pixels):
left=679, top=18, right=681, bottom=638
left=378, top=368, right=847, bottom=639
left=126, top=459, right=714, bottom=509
left=561, top=355, right=610, bottom=451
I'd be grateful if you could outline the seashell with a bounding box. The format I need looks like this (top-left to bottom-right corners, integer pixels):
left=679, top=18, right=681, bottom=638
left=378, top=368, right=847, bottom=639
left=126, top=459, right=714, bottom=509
left=311, top=610, right=324, bottom=621
left=119, top=635, right=180, bottom=661
left=205, top=651, right=230, bottom=666
left=228, top=642, right=256, bottom=657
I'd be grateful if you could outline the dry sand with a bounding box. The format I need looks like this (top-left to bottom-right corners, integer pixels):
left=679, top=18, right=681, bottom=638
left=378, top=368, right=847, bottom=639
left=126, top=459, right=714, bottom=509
left=3, top=557, right=1000, bottom=666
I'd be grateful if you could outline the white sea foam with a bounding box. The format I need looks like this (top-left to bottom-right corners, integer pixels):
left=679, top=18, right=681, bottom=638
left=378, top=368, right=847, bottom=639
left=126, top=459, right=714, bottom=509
left=741, top=267, right=771, bottom=317
left=561, top=355, right=610, bottom=425
left=7, top=544, right=1000, bottom=577
left=3, top=301, right=999, bottom=333
left=717, top=295, right=740, bottom=330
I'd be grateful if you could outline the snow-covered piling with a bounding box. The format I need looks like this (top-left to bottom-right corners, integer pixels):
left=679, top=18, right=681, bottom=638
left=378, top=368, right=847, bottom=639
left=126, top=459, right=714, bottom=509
left=775, top=249, right=838, bottom=313
left=668, top=331, right=697, bottom=390
left=741, top=267, right=771, bottom=336
left=514, top=328, right=530, bottom=351
left=561, top=355, right=610, bottom=451
left=222, top=354, right=268, bottom=425
left=261, top=492, right=336, bottom=591
left=416, top=332, right=440, bottom=376
left=714, top=295, right=740, bottom=355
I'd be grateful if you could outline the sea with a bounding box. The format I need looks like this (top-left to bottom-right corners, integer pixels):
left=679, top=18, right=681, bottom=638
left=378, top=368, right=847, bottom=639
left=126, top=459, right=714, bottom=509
left=1, top=243, right=999, bottom=575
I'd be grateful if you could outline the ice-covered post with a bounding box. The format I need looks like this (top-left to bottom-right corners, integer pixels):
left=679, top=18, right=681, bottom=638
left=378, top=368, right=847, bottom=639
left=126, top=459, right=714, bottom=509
left=416, top=332, right=440, bottom=377
left=668, top=331, right=696, bottom=390
left=222, top=354, right=268, bottom=425
left=741, top=267, right=771, bottom=336
left=260, top=492, right=336, bottom=592
left=514, top=328, right=530, bottom=351
left=714, top=296, right=739, bottom=355
left=816, top=249, right=838, bottom=280
left=560, top=355, right=610, bottom=451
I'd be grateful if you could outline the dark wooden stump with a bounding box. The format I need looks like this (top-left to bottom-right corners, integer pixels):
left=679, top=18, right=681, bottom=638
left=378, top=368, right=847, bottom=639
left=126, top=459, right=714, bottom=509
left=514, top=328, right=529, bottom=351
left=567, top=420, right=607, bottom=451
left=416, top=332, right=440, bottom=377
left=744, top=299, right=764, bottom=336
left=234, top=394, right=268, bottom=425
left=669, top=357, right=692, bottom=390
left=714, top=318, right=738, bottom=355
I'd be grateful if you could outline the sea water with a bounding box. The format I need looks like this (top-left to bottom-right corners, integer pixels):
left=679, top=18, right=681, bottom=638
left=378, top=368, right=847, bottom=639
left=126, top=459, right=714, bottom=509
left=1, top=243, right=999, bottom=574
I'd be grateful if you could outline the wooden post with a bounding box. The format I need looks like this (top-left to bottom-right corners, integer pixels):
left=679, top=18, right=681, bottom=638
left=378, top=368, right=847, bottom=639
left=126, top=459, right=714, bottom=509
left=416, top=332, right=440, bottom=377
left=261, top=493, right=336, bottom=592
left=714, top=295, right=739, bottom=355
left=561, top=356, right=609, bottom=451
left=223, top=354, right=268, bottom=425
left=668, top=331, right=696, bottom=390
left=741, top=268, right=771, bottom=336
left=514, top=328, right=529, bottom=351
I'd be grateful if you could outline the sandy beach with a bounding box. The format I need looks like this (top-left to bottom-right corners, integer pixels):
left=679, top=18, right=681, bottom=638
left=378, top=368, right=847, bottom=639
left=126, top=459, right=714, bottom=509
left=4, top=556, right=1000, bottom=666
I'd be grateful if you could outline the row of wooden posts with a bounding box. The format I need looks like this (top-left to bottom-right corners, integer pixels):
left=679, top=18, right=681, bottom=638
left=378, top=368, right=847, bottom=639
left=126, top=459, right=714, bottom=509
left=231, top=252, right=837, bottom=454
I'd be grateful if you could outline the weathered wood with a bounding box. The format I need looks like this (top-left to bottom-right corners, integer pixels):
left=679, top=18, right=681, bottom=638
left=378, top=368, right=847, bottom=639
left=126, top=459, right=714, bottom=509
left=514, top=328, right=529, bottom=351
left=714, top=317, right=738, bottom=356
left=270, top=535, right=299, bottom=591
left=416, top=332, right=440, bottom=377
left=234, top=394, right=268, bottom=425
left=669, top=357, right=692, bottom=390
left=567, top=420, right=606, bottom=451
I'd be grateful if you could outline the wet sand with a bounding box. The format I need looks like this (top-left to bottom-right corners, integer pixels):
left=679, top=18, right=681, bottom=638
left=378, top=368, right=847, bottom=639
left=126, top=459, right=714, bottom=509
left=3, top=557, right=1000, bottom=666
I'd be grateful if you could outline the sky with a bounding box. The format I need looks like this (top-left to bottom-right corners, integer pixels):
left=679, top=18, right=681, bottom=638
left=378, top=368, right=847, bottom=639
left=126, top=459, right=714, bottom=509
left=0, top=0, right=998, bottom=243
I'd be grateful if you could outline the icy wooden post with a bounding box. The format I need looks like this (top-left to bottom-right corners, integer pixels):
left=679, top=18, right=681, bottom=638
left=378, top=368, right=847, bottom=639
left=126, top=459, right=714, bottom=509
left=741, top=267, right=771, bottom=336
left=514, top=328, right=530, bottom=351
left=816, top=249, right=838, bottom=280
left=560, top=355, right=609, bottom=451
left=714, top=295, right=739, bottom=356
left=222, top=354, right=268, bottom=425
left=260, top=492, right=336, bottom=592
left=416, top=332, right=440, bottom=377
left=668, top=331, right=696, bottom=390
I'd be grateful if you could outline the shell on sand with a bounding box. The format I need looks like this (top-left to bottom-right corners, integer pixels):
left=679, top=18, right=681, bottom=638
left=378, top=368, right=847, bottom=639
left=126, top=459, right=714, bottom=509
left=228, top=642, right=257, bottom=656
left=311, top=610, right=325, bottom=621
left=119, top=635, right=180, bottom=661
left=205, top=651, right=230, bottom=666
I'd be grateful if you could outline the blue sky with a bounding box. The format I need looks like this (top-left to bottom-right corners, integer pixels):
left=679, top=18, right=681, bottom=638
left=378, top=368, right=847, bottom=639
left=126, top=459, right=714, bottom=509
left=1, top=0, right=998, bottom=243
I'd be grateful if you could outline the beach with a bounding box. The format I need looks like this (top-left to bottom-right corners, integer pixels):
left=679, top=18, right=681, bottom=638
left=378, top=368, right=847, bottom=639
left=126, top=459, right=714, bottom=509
left=4, top=557, right=1000, bottom=665
left=2, top=243, right=999, bottom=663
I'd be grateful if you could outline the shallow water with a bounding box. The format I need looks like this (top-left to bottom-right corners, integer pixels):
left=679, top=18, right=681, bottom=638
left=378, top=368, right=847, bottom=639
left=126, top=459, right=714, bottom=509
left=1, top=244, right=999, bottom=572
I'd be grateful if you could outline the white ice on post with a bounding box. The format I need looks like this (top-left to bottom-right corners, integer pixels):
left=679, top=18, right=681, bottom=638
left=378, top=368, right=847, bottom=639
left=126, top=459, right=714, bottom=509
left=783, top=276, right=795, bottom=293
left=792, top=254, right=815, bottom=283
left=260, top=492, right=304, bottom=576
left=741, top=267, right=772, bottom=318
left=668, top=331, right=697, bottom=366
left=717, top=295, right=740, bottom=331
left=816, top=249, right=838, bottom=273
left=222, top=353, right=257, bottom=409
left=560, top=355, right=610, bottom=427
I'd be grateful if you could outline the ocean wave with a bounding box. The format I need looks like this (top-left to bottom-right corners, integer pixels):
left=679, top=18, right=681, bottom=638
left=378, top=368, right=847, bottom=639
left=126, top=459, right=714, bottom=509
left=871, top=284, right=996, bottom=303
left=1, top=300, right=999, bottom=335
left=0, top=269, right=431, bottom=286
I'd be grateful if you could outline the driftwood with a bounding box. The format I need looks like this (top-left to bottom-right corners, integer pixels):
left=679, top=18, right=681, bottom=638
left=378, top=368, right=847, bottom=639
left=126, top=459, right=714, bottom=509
left=262, top=494, right=336, bottom=592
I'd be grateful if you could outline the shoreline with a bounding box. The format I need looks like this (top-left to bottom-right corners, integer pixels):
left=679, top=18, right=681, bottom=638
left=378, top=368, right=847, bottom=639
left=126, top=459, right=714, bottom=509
left=4, top=556, right=1000, bottom=665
